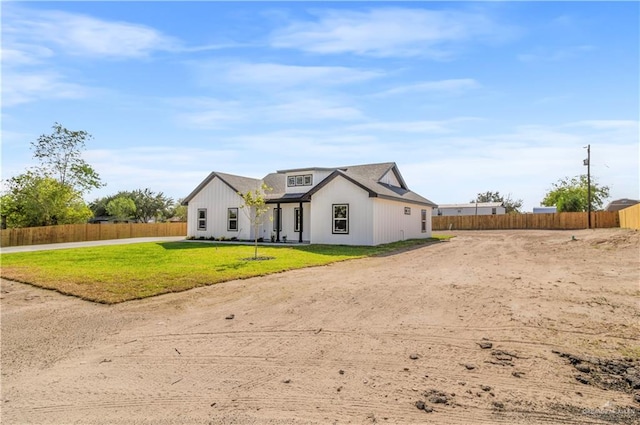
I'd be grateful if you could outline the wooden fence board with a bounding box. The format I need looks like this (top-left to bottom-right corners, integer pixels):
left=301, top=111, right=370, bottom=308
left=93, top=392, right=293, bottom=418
left=1, top=223, right=187, bottom=248
left=433, top=211, right=619, bottom=231
left=619, top=204, right=640, bottom=230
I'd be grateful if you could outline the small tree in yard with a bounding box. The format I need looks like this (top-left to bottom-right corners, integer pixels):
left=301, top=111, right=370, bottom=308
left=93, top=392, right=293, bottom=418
left=239, top=183, right=272, bottom=260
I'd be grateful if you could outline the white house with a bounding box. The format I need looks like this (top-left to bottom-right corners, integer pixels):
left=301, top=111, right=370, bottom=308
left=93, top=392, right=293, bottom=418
left=182, top=162, right=437, bottom=246
left=433, top=202, right=506, bottom=217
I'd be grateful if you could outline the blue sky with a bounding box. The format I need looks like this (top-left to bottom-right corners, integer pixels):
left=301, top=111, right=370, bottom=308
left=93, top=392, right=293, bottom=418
left=2, top=1, right=638, bottom=211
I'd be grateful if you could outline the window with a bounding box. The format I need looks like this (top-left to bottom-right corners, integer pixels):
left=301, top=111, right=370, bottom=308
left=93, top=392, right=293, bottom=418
left=421, top=209, right=427, bottom=233
left=273, top=207, right=282, bottom=231
left=287, top=174, right=313, bottom=187
left=227, top=208, right=238, bottom=231
left=332, top=204, right=349, bottom=234
left=437, top=209, right=442, bottom=216
left=404, top=207, right=411, bottom=215
left=294, top=208, right=301, bottom=232
left=197, top=209, right=207, bottom=231
left=492, top=207, right=497, bottom=215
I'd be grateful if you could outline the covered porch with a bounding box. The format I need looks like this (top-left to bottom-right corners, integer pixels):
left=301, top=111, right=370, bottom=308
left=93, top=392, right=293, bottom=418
left=266, top=195, right=311, bottom=244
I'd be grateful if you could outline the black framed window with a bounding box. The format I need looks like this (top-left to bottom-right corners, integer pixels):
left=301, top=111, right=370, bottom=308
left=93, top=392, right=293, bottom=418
left=332, top=204, right=349, bottom=234
left=294, top=208, right=301, bottom=232
left=227, top=208, right=238, bottom=231
left=197, top=208, right=207, bottom=230
left=287, top=174, right=313, bottom=187
left=404, top=207, right=411, bottom=215
left=421, top=209, right=427, bottom=233
left=273, top=207, right=282, bottom=231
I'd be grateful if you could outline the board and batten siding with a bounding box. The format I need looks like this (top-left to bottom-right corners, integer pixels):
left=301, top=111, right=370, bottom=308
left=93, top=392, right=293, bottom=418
left=186, top=177, right=251, bottom=240
left=379, top=169, right=401, bottom=187
left=310, top=176, right=374, bottom=245
left=372, top=199, right=432, bottom=245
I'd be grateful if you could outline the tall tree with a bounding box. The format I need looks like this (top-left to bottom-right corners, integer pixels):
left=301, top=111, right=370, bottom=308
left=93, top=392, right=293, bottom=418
left=129, top=189, right=173, bottom=223
left=1, top=123, right=102, bottom=228
left=470, top=191, right=523, bottom=214
left=106, top=196, right=137, bottom=222
left=239, top=184, right=272, bottom=260
left=32, top=122, right=104, bottom=193
left=541, top=175, right=610, bottom=212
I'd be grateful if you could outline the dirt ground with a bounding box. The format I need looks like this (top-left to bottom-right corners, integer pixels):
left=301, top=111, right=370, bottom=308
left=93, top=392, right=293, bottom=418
left=1, top=229, right=639, bottom=425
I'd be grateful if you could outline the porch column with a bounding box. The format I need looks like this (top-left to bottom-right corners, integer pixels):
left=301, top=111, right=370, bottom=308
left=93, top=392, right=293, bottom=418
left=299, top=201, right=303, bottom=243
left=276, top=203, right=281, bottom=242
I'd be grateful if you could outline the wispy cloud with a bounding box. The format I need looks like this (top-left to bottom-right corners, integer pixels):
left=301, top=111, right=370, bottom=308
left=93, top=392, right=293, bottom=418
left=193, top=61, right=382, bottom=89
left=517, top=45, right=594, bottom=63
left=4, top=7, right=179, bottom=60
left=373, top=78, right=481, bottom=97
left=170, top=95, right=366, bottom=129
left=270, top=7, right=516, bottom=58
left=2, top=71, right=92, bottom=107
left=348, top=117, right=481, bottom=134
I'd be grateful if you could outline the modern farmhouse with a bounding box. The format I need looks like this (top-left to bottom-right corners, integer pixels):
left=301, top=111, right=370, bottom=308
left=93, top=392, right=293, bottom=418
left=182, top=162, right=437, bottom=246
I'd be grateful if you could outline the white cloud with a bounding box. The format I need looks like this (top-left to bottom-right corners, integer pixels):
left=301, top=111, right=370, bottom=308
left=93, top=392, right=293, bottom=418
left=194, top=61, right=382, bottom=89
left=271, top=8, right=515, bottom=58
left=266, top=99, right=365, bottom=122
left=348, top=117, right=481, bottom=134
left=2, top=71, right=91, bottom=106
left=373, top=78, right=481, bottom=97
left=5, top=7, right=179, bottom=60
left=170, top=94, right=366, bottom=129
left=517, top=45, right=594, bottom=63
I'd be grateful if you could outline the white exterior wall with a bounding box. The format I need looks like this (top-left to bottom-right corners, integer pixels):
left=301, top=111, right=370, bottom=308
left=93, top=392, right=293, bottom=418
left=434, top=206, right=506, bottom=216
left=310, top=177, right=373, bottom=245
left=186, top=178, right=251, bottom=240
left=372, top=199, right=432, bottom=245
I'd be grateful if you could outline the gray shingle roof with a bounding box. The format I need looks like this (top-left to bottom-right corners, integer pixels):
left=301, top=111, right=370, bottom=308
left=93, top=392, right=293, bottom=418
left=184, top=162, right=436, bottom=208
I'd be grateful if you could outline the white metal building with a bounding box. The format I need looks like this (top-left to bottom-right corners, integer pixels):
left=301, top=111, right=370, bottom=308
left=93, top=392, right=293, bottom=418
left=182, top=162, right=437, bottom=246
left=433, top=202, right=506, bottom=217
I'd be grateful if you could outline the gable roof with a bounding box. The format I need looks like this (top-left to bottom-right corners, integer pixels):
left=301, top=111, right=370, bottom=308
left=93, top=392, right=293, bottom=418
left=183, top=162, right=437, bottom=208
left=272, top=162, right=436, bottom=207
left=605, top=198, right=639, bottom=212
left=182, top=172, right=261, bottom=205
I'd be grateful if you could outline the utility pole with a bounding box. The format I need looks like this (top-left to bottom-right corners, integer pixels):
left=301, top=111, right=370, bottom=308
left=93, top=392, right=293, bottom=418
left=584, top=145, right=591, bottom=229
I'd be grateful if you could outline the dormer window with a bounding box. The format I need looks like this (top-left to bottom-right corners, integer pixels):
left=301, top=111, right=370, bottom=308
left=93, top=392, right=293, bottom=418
left=287, top=174, right=313, bottom=187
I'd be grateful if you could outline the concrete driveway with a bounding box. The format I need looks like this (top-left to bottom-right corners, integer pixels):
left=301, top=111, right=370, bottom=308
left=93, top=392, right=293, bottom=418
left=1, top=236, right=186, bottom=254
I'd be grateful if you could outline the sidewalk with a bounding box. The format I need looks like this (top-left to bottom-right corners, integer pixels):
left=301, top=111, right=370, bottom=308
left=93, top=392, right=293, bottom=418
left=1, top=236, right=186, bottom=254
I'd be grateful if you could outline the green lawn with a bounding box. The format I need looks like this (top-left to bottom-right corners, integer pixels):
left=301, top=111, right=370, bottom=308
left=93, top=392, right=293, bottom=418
left=1, top=236, right=450, bottom=304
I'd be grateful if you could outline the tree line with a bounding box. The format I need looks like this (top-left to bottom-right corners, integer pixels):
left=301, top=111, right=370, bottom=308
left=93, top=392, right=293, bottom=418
left=1, top=123, right=611, bottom=229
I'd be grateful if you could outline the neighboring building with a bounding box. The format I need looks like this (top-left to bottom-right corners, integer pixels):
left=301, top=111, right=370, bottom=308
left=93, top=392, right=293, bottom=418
left=432, top=202, right=506, bottom=217
left=605, top=198, right=639, bottom=212
left=182, top=162, right=437, bottom=246
left=533, top=206, right=557, bottom=214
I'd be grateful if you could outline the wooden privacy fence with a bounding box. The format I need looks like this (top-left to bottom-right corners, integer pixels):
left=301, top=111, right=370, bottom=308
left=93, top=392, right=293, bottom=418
left=432, top=211, right=619, bottom=231
left=1, top=222, right=187, bottom=248
left=619, top=204, right=640, bottom=230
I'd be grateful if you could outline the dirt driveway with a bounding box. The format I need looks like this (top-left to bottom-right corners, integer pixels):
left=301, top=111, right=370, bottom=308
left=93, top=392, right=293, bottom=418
left=1, top=229, right=639, bottom=424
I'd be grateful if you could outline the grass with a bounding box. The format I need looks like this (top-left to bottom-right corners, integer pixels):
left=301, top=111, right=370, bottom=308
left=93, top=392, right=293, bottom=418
left=1, top=236, right=451, bottom=304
